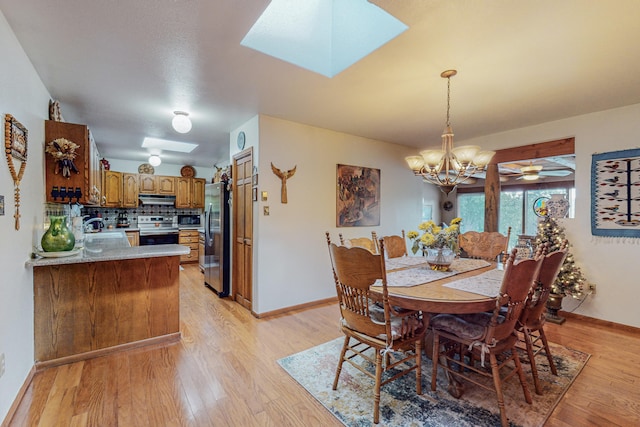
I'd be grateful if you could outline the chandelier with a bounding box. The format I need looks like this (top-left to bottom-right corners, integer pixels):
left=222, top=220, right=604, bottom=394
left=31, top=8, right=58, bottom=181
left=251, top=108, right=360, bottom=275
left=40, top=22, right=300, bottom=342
left=405, top=70, right=495, bottom=195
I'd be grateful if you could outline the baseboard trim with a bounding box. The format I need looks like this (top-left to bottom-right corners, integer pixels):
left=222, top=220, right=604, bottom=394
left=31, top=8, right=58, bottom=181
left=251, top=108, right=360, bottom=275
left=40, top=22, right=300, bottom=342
left=1, top=366, right=35, bottom=427
left=561, top=311, right=640, bottom=335
left=34, top=332, right=181, bottom=371
left=254, top=297, right=338, bottom=319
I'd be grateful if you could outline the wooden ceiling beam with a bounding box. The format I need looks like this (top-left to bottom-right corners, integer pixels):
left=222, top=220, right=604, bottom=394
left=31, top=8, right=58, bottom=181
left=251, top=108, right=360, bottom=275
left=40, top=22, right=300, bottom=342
left=490, top=137, right=575, bottom=165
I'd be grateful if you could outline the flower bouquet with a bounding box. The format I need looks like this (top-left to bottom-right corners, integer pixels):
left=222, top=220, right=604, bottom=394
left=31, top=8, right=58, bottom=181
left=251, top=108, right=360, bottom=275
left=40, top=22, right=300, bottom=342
left=407, top=218, right=462, bottom=271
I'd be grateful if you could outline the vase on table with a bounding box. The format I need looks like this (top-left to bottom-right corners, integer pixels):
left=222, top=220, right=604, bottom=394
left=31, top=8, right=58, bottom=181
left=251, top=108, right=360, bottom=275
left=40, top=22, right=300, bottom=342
left=425, top=247, right=455, bottom=271
left=547, top=194, right=570, bottom=219
left=545, top=293, right=566, bottom=324
left=41, top=215, right=75, bottom=252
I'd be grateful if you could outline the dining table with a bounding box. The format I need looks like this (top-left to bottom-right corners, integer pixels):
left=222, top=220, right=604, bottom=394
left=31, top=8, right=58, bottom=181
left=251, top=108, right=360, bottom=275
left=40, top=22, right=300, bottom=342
left=372, top=255, right=507, bottom=398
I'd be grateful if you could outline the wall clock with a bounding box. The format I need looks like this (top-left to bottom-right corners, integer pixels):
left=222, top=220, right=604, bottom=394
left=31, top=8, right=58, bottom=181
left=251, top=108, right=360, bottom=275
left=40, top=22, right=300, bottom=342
left=237, top=131, right=246, bottom=150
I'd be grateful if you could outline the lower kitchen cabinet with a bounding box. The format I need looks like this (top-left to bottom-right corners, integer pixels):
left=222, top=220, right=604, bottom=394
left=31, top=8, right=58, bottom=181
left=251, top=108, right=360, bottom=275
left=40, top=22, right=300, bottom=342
left=126, top=231, right=139, bottom=247
left=179, top=229, right=199, bottom=263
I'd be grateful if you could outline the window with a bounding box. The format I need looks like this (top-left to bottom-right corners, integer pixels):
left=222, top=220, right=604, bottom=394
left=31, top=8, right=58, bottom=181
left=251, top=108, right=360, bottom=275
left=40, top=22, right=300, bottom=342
left=458, top=186, right=574, bottom=250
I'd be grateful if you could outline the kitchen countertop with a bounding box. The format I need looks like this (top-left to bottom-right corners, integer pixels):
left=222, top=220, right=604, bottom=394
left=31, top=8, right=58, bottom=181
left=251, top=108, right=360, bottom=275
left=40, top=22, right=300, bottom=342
left=26, top=244, right=189, bottom=267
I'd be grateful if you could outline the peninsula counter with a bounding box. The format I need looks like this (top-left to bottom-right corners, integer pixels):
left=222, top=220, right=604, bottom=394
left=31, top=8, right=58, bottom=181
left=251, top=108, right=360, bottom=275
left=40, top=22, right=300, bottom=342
left=27, top=244, right=189, bottom=369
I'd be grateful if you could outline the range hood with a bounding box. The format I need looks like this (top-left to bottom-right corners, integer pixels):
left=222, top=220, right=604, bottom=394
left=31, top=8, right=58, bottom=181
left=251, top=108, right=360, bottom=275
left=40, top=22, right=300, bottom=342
left=138, top=194, right=176, bottom=206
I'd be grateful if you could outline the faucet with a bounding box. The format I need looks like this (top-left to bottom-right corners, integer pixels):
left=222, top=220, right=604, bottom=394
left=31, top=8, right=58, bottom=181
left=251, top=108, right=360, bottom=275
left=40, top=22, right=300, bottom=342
left=83, top=217, right=105, bottom=233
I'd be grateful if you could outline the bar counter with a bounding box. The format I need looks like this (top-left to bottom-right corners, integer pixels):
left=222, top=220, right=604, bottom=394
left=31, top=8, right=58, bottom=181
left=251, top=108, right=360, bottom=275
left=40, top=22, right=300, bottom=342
left=27, top=244, right=189, bottom=369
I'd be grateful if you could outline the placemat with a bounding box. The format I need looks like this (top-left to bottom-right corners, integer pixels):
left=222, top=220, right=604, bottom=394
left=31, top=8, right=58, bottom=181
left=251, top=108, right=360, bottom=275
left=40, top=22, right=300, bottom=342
left=381, top=258, right=490, bottom=287
left=443, top=268, right=505, bottom=297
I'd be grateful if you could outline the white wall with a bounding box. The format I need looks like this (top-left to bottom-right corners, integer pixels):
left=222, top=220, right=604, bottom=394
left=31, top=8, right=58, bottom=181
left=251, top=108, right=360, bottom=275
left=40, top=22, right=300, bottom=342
left=458, top=103, right=640, bottom=327
left=252, top=115, right=439, bottom=314
left=0, top=10, right=50, bottom=422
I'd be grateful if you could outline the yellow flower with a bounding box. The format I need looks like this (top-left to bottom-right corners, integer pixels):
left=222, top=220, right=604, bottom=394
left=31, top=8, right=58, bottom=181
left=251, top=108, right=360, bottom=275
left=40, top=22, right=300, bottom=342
left=450, top=217, right=462, bottom=225
left=406, top=230, right=419, bottom=240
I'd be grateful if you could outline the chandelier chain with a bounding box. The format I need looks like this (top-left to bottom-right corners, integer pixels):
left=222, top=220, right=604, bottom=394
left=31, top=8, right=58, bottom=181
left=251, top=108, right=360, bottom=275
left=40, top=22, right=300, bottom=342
left=446, top=75, right=451, bottom=128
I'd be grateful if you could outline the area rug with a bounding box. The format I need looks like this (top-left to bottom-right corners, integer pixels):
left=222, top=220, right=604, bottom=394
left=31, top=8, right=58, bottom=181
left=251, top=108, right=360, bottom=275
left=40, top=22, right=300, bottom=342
left=278, top=338, right=589, bottom=427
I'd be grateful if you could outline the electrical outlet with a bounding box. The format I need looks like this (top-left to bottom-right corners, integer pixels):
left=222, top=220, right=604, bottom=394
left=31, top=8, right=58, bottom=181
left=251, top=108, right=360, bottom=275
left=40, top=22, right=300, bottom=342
left=0, top=353, right=5, bottom=378
left=589, top=283, right=596, bottom=295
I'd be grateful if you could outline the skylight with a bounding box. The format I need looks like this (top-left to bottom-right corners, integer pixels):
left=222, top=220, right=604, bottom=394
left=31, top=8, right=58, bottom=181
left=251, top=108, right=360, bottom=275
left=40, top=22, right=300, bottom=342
left=241, top=0, right=408, bottom=78
left=142, top=137, right=198, bottom=153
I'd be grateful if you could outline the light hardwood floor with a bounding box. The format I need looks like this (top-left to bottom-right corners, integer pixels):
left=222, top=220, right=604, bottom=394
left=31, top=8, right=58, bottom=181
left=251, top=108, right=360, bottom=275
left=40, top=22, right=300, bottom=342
left=5, top=264, right=640, bottom=426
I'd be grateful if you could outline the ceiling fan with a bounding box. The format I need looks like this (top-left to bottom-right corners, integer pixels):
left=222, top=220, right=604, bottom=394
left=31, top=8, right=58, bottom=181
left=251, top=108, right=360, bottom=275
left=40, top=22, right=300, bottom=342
left=500, top=161, right=574, bottom=181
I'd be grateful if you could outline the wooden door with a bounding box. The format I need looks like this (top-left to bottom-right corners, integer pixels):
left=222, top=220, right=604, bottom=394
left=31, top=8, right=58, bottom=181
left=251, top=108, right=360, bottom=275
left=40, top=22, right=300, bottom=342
left=157, top=176, right=176, bottom=195
left=232, top=149, right=253, bottom=311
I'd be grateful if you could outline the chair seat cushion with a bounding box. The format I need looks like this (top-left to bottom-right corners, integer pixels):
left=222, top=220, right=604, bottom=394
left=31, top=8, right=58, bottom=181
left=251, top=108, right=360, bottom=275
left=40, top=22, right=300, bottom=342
left=365, top=303, right=424, bottom=339
left=430, top=312, right=504, bottom=341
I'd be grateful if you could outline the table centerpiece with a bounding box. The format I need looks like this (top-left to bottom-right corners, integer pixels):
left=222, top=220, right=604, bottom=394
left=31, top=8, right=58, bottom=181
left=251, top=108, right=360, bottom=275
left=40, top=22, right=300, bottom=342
left=407, top=218, right=462, bottom=271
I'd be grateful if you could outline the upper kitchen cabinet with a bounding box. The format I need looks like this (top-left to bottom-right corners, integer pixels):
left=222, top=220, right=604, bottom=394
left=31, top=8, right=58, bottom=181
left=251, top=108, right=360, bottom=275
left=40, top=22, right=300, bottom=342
left=102, top=170, right=122, bottom=207
left=139, top=174, right=176, bottom=195
left=44, top=120, right=103, bottom=205
left=122, top=173, right=139, bottom=207
left=176, top=177, right=206, bottom=208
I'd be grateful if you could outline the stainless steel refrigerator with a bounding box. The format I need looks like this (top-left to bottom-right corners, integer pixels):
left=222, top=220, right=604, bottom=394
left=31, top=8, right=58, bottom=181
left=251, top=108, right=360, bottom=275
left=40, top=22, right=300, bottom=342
left=204, top=182, right=230, bottom=297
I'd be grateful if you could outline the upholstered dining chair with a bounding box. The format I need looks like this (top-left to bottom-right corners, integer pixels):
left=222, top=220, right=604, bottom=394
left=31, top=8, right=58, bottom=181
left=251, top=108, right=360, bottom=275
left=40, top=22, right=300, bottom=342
left=458, top=226, right=511, bottom=261
left=378, top=230, right=407, bottom=258
left=516, top=240, right=569, bottom=394
left=338, top=232, right=378, bottom=254
left=325, top=232, right=426, bottom=424
left=430, top=247, right=543, bottom=427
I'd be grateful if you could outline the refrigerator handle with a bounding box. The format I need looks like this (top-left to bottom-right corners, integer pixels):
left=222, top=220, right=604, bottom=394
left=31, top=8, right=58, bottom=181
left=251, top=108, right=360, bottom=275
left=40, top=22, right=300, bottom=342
left=205, top=203, right=213, bottom=246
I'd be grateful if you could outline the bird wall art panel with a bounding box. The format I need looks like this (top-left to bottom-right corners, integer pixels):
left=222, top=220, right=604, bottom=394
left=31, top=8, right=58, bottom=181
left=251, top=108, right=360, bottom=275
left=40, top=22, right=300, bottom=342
left=591, top=148, right=640, bottom=238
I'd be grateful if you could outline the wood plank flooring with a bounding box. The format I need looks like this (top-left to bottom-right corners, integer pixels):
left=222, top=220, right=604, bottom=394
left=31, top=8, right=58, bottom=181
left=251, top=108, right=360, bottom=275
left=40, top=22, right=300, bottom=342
left=5, top=264, right=640, bottom=426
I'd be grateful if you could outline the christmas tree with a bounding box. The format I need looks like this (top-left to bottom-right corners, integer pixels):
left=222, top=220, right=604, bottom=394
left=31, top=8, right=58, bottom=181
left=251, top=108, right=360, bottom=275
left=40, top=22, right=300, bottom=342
left=534, top=216, right=587, bottom=299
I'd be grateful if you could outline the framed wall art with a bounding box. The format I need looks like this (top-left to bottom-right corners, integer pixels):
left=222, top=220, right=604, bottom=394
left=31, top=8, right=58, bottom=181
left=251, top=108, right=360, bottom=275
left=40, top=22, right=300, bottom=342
left=336, top=164, right=380, bottom=227
left=591, top=148, right=640, bottom=238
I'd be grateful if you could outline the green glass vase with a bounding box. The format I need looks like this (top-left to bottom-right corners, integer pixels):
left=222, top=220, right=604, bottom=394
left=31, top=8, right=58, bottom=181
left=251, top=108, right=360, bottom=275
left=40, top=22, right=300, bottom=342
left=41, top=215, right=75, bottom=252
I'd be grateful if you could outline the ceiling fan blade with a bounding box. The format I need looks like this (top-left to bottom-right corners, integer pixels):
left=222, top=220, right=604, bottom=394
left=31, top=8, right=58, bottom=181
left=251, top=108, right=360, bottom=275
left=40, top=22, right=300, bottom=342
left=540, top=170, right=572, bottom=177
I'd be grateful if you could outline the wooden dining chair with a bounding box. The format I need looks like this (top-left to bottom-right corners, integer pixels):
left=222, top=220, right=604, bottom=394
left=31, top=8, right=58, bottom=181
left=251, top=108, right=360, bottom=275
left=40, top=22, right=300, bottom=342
left=430, top=247, right=543, bottom=427
left=379, top=230, right=407, bottom=259
left=516, top=240, right=569, bottom=394
left=325, top=233, right=426, bottom=424
left=338, top=233, right=378, bottom=254
left=458, top=226, right=511, bottom=261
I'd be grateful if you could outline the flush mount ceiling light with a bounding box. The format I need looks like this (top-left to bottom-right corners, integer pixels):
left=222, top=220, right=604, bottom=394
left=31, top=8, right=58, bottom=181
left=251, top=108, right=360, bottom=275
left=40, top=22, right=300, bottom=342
left=172, top=111, right=192, bottom=134
left=148, top=155, right=161, bottom=167
left=142, top=137, right=198, bottom=153
left=405, top=70, right=496, bottom=195
left=241, top=0, right=407, bottom=77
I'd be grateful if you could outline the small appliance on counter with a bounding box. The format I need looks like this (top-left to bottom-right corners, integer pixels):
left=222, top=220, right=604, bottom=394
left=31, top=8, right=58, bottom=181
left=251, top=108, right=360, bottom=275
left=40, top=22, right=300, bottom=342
left=178, top=214, right=201, bottom=227
left=116, top=211, right=130, bottom=228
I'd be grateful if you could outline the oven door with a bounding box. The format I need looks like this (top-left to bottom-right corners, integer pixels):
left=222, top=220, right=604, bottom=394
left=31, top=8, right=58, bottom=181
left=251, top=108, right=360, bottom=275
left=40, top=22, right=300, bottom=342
left=139, top=231, right=179, bottom=246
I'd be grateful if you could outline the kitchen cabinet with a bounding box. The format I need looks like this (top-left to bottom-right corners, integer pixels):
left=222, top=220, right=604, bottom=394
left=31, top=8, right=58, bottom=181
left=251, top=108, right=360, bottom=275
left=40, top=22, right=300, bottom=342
left=179, top=229, right=199, bottom=263
left=122, top=173, right=139, bottom=207
left=176, top=177, right=206, bottom=208
left=44, top=120, right=103, bottom=205
left=139, top=174, right=176, bottom=195
left=102, top=170, right=122, bottom=207
left=126, top=230, right=139, bottom=247
left=198, top=232, right=205, bottom=272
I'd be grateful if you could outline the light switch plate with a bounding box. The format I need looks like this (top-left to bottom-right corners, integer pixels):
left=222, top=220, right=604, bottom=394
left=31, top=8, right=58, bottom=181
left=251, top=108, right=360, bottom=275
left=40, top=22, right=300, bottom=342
left=264, top=206, right=269, bottom=216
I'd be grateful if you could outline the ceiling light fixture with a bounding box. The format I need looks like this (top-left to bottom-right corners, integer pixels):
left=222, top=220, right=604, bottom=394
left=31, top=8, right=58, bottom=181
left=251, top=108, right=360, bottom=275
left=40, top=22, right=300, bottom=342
left=172, top=111, right=192, bottom=134
left=520, top=164, right=543, bottom=181
left=148, top=155, right=161, bottom=167
left=405, top=70, right=496, bottom=195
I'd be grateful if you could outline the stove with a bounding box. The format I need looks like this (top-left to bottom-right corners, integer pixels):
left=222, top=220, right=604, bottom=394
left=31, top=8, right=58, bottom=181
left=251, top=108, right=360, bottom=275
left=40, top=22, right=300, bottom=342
left=138, top=215, right=179, bottom=245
